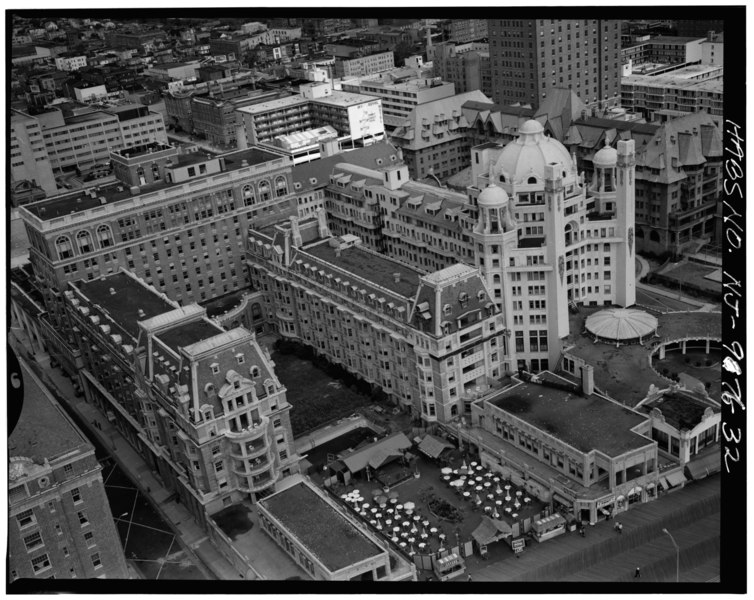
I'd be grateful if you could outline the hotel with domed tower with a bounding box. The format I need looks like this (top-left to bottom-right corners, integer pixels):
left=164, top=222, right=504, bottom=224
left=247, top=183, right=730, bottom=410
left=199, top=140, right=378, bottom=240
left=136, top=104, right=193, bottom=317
left=250, top=119, right=638, bottom=417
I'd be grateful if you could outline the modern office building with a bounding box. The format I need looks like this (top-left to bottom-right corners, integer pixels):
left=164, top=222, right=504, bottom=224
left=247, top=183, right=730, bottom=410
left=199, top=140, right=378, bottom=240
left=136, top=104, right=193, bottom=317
left=32, top=104, right=168, bottom=171
left=620, top=64, right=723, bottom=124
left=437, top=18, right=488, bottom=44
left=621, top=36, right=705, bottom=67
left=17, top=141, right=296, bottom=374
left=8, top=360, right=129, bottom=581
left=236, top=82, right=385, bottom=151
left=389, top=90, right=492, bottom=180
left=62, top=270, right=300, bottom=523
left=341, top=74, right=456, bottom=130
left=488, top=19, right=622, bottom=110
left=700, top=31, right=723, bottom=66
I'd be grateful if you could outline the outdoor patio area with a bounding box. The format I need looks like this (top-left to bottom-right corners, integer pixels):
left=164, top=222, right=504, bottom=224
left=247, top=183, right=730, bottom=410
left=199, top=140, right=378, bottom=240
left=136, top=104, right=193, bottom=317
left=327, top=452, right=547, bottom=570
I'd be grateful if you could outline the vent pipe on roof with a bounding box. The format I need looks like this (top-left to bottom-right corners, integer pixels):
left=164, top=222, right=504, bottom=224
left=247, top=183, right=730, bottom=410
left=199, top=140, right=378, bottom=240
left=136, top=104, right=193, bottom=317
left=137, top=308, right=146, bottom=318
left=580, top=364, right=594, bottom=396
left=109, top=287, right=116, bottom=295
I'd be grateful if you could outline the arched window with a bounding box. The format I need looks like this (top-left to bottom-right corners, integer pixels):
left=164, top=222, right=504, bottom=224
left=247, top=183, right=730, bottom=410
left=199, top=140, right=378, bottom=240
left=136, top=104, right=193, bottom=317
left=242, top=184, right=255, bottom=206
left=258, top=180, right=271, bottom=202
left=274, top=176, right=288, bottom=197
left=527, top=176, right=537, bottom=184
left=499, top=174, right=506, bottom=183
left=76, top=230, right=93, bottom=254
left=636, top=227, right=645, bottom=238
left=649, top=230, right=661, bottom=243
left=136, top=166, right=146, bottom=184
left=151, top=163, right=161, bottom=181
left=96, top=225, right=113, bottom=248
left=250, top=366, right=260, bottom=378
left=492, top=274, right=501, bottom=285
left=56, top=235, right=73, bottom=260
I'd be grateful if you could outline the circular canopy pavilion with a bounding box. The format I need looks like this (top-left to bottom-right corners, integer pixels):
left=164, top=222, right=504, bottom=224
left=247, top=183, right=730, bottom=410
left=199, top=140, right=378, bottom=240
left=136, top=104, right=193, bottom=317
left=585, top=308, right=658, bottom=344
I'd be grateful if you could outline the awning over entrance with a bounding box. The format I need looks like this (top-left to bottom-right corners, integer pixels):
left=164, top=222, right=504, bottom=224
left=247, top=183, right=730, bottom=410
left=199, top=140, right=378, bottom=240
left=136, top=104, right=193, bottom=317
left=685, top=452, right=721, bottom=480
left=664, top=471, right=688, bottom=487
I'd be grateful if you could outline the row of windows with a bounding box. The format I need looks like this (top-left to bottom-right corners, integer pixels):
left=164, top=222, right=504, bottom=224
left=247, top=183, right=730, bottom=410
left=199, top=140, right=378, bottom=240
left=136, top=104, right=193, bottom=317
left=55, top=226, right=114, bottom=260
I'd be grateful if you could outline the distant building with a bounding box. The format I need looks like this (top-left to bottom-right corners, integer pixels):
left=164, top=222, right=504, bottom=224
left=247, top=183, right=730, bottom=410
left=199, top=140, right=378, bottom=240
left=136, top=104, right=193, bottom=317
left=621, top=35, right=705, bottom=67
left=674, top=20, right=724, bottom=38
left=700, top=31, right=723, bottom=66
left=620, top=64, right=723, bottom=123
left=105, top=29, right=166, bottom=50
left=236, top=83, right=385, bottom=151
left=72, top=84, right=108, bottom=103
left=341, top=72, right=455, bottom=131
left=144, top=60, right=202, bottom=82
left=8, top=360, right=129, bottom=581
left=10, top=110, right=58, bottom=197
left=488, top=19, right=622, bottom=111
left=258, top=477, right=415, bottom=581
left=33, top=103, right=168, bottom=170
left=437, top=18, right=488, bottom=43
left=334, top=51, right=395, bottom=79
left=389, top=90, right=491, bottom=180
left=54, top=54, right=87, bottom=72
left=432, top=42, right=492, bottom=97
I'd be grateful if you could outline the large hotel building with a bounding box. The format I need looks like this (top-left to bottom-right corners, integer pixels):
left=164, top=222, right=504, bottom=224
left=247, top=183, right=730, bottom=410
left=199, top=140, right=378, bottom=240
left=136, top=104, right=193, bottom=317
left=248, top=119, right=636, bottom=421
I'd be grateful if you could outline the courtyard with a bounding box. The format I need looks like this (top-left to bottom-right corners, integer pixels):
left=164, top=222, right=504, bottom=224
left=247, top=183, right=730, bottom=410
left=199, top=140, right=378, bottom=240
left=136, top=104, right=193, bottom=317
left=271, top=350, right=373, bottom=436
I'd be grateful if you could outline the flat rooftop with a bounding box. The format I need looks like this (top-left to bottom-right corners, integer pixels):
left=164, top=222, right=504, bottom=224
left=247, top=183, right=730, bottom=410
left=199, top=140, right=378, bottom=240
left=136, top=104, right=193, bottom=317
left=640, top=392, right=718, bottom=430
left=489, top=375, right=651, bottom=457
left=155, top=319, right=224, bottom=354
left=261, top=481, right=384, bottom=573
left=563, top=306, right=721, bottom=406
left=23, top=146, right=281, bottom=221
left=9, top=362, right=89, bottom=462
left=304, top=241, right=422, bottom=298
left=76, top=272, right=175, bottom=340
left=65, top=111, right=114, bottom=125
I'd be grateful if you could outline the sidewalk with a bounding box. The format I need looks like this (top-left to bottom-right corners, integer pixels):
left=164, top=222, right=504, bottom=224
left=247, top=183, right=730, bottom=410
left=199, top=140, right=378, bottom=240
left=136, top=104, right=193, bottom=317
left=9, top=330, right=244, bottom=581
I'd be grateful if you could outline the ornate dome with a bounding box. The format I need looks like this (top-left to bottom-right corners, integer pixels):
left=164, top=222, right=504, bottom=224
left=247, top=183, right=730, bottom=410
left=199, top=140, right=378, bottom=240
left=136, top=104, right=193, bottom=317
left=477, top=183, right=509, bottom=207
left=585, top=308, right=658, bottom=342
left=593, top=143, right=618, bottom=168
left=495, top=119, right=573, bottom=184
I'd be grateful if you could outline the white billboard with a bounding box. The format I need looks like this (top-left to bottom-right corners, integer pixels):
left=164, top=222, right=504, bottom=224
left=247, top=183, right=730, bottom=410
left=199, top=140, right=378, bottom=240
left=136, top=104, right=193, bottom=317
left=346, top=99, right=384, bottom=139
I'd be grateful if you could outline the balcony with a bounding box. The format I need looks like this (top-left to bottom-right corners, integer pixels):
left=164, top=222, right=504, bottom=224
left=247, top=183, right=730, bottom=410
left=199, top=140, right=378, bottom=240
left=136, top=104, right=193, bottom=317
left=248, top=470, right=277, bottom=493
left=585, top=212, right=614, bottom=222
left=226, top=416, right=269, bottom=442
left=517, top=236, right=546, bottom=249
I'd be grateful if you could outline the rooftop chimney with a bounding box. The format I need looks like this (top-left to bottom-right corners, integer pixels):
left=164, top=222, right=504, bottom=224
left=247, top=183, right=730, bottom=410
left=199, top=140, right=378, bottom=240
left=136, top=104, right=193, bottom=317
left=137, top=308, right=146, bottom=318
left=581, top=364, right=594, bottom=396
left=109, top=287, right=116, bottom=295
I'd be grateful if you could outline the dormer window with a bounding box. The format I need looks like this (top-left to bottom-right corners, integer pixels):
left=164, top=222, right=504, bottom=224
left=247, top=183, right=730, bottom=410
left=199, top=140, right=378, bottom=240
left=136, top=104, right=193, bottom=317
left=233, top=380, right=241, bottom=390
left=236, top=353, right=245, bottom=365
left=210, top=363, right=220, bottom=375
left=205, top=383, right=215, bottom=394
left=250, top=366, right=260, bottom=378
left=477, top=290, right=486, bottom=302
left=459, top=292, right=469, bottom=307
left=443, top=303, right=452, bottom=316
left=527, top=176, right=537, bottom=184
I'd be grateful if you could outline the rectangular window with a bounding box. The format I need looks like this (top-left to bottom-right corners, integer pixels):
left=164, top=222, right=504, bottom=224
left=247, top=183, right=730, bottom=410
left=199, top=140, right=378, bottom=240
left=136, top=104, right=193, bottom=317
left=84, top=532, right=96, bottom=548
left=71, top=488, right=82, bottom=503
left=31, top=553, right=51, bottom=573
left=24, top=532, right=44, bottom=551
left=17, top=509, right=36, bottom=529
left=64, top=464, right=73, bottom=475
left=91, top=553, right=102, bottom=568
left=77, top=511, right=89, bottom=526
left=215, top=461, right=224, bottom=473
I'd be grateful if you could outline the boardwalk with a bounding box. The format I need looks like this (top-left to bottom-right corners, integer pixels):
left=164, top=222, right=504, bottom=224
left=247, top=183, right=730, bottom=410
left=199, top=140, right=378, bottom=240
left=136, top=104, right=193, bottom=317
left=471, top=475, right=720, bottom=582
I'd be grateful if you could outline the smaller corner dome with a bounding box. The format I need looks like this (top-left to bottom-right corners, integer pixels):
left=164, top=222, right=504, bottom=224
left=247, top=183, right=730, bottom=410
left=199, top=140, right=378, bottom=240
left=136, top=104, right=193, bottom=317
left=593, top=144, right=618, bottom=168
left=519, top=119, right=545, bottom=135
left=477, top=184, right=509, bottom=207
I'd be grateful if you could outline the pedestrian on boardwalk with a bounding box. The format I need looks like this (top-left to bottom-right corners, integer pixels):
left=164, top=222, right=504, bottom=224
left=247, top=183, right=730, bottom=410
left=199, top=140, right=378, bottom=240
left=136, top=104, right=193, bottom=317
left=634, top=567, right=641, bottom=578
left=467, top=574, right=473, bottom=582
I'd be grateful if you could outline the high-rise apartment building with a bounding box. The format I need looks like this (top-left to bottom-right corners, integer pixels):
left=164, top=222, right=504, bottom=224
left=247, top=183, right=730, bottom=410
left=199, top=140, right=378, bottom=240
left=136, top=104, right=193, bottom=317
left=10, top=110, right=58, bottom=198
left=488, top=19, right=622, bottom=110
left=9, top=361, right=129, bottom=581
